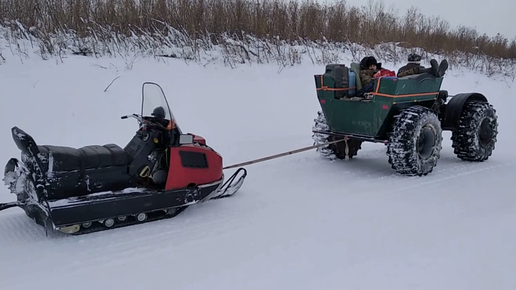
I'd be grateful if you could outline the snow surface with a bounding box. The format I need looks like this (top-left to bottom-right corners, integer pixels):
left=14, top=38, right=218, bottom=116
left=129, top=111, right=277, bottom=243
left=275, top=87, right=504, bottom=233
left=1, top=49, right=516, bottom=290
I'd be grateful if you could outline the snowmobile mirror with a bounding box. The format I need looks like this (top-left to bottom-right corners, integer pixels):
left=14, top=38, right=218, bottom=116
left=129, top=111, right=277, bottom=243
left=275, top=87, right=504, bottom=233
left=178, top=134, right=194, bottom=145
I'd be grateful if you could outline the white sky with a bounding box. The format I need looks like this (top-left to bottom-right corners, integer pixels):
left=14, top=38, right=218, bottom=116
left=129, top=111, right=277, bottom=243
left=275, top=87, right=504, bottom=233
left=314, top=0, right=515, bottom=39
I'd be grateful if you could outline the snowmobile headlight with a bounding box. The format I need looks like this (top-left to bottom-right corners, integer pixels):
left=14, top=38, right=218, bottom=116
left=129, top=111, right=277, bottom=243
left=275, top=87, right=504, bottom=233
left=153, top=138, right=159, bottom=143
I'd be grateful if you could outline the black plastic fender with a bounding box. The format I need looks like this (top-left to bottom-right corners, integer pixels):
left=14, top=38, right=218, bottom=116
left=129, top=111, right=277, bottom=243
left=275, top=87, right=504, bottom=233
left=441, top=93, right=488, bottom=130
left=11, top=126, right=46, bottom=177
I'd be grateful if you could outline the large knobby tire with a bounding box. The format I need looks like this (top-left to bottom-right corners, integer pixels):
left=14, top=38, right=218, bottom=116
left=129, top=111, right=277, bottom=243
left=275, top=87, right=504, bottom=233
left=387, top=106, right=443, bottom=176
left=451, top=101, right=498, bottom=161
left=312, top=111, right=362, bottom=160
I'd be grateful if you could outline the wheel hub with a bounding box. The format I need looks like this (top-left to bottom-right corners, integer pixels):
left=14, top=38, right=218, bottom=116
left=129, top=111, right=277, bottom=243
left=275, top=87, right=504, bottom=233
left=478, top=118, right=493, bottom=147
left=417, top=125, right=436, bottom=159
left=136, top=213, right=147, bottom=222
left=104, top=218, right=115, bottom=228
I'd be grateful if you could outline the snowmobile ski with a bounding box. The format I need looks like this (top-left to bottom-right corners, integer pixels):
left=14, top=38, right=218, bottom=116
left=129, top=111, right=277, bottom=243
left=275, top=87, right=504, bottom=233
left=207, top=167, right=247, bottom=200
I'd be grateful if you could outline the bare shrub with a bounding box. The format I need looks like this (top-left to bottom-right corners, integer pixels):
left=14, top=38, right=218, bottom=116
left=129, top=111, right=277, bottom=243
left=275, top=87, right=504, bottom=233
left=0, top=0, right=515, bottom=77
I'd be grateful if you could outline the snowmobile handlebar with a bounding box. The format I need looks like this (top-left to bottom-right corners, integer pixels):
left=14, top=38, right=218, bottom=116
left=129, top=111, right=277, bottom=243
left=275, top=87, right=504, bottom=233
left=121, top=114, right=167, bottom=130
left=121, top=114, right=147, bottom=126
left=121, top=114, right=142, bottom=122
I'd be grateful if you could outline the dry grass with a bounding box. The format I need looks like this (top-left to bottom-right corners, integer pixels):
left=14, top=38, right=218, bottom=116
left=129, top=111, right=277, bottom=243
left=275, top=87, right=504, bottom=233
left=1, top=0, right=515, bottom=77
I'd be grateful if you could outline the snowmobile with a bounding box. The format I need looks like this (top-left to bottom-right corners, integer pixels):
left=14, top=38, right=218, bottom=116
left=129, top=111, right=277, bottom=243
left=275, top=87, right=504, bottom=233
left=0, top=82, right=247, bottom=235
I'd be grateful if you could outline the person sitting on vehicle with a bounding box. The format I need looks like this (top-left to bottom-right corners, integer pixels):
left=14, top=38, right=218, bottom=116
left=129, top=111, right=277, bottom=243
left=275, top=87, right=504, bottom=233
left=397, top=53, right=425, bottom=77
left=359, top=56, right=379, bottom=87
left=151, top=106, right=168, bottom=124
left=151, top=106, right=182, bottom=146
left=148, top=106, right=171, bottom=141
left=397, top=54, right=449, bottom=78
left=355, top=56, right=379, bottom=97
left=355, top=56, right=395, bottom=98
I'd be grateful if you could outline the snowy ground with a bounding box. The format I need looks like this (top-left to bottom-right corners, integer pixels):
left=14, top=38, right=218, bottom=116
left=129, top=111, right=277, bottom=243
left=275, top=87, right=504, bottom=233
left=1, top=50, right=515, bottom=290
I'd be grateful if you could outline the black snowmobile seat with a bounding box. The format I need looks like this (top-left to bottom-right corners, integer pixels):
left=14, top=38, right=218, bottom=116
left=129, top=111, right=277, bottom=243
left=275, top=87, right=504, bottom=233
left=11, top=126, right=133, bottom=200
left=11, top=126, right=127, bottom=173
left=37, top=144, right=128, bottom=172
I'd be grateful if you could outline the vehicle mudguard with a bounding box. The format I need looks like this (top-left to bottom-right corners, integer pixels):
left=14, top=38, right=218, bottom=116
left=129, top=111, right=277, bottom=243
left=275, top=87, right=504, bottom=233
left=441, top=92, right=488, bottom=130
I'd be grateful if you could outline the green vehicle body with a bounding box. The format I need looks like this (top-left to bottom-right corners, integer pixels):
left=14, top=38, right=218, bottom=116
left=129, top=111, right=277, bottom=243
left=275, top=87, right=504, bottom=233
left=312, top=62, right=499, bottom=176
left=315, top=64, right=443, bottom=141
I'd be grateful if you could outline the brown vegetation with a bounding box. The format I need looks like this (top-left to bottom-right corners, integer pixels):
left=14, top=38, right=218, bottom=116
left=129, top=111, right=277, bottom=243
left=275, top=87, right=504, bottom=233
left=0, top=0, right=515, bottom=76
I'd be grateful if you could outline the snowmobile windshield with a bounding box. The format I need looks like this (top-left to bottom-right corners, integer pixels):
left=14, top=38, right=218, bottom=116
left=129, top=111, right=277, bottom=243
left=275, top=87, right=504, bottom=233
left=141, top=82, right=174, bottom=121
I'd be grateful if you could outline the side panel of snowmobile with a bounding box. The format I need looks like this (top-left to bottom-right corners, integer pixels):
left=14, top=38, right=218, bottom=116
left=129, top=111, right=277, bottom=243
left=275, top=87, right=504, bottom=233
left=165, top=145, right=223, bottom=190
left=46, top=180, right=223, bottom=228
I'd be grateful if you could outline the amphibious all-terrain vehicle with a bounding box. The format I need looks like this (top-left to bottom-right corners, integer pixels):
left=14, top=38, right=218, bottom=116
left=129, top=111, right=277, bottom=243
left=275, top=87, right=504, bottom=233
left=312, top=61, right=498, bottom=176
left=1, top=82, right=247, bottom=235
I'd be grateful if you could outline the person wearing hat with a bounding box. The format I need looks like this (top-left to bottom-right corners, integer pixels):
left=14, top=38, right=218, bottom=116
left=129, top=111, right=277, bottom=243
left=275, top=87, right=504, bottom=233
left=398, top=53, right=448, bottom=78
left=359, top=56, right=381, bottom=88
left=355, top=56, right=395, bottom=98
left=354, top=56, right=381, bottom=97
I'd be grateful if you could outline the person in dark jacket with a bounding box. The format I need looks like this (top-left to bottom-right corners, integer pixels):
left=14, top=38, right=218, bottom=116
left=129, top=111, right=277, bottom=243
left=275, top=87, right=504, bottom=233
left=355, top=56, right=380, bottom=97
left=359, top=56, right=380, bottom=87
left=397, top=54, right=449, bottom=78
left=397, top=53, right=425, bottom=77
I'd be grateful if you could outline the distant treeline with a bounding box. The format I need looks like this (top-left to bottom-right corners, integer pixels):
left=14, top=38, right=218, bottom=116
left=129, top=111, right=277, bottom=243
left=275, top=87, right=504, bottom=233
left=1, top=0, right=515, bottom=59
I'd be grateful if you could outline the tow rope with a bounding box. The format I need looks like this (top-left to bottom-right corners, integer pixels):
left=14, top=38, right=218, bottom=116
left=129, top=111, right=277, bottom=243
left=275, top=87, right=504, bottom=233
left=223, top=138, right=345, bottom=170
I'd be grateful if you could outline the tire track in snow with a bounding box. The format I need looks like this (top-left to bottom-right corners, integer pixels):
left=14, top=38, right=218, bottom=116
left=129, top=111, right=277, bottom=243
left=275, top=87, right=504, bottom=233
left=385, top=157, right=509, bottom=195
left=241, top=146, right=514, bottom=204
left=0, top=212, right=50, bottom=244
left=348, top=159, right=516, bottom=200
